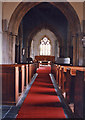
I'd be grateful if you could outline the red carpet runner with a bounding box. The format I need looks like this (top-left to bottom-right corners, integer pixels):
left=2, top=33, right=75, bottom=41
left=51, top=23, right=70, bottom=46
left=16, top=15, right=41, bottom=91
left=16, top=66, right=66, bottom=119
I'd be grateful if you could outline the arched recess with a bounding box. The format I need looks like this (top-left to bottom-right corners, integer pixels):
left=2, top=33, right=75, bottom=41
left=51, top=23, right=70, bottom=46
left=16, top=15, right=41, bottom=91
left=29, top=28, right=59, bottom=60
left=8, top=2, right=83, bottom=65
left=25, top=23, right=63, bottom=60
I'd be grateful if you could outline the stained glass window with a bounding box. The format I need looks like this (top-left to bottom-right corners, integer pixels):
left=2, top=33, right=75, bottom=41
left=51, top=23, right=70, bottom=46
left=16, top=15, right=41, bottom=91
left=40, top=37, right=51, bottom=55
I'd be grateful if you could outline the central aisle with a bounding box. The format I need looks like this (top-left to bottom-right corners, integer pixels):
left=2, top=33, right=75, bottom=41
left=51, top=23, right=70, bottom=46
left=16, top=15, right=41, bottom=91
left=16, top=66, right=66, bottom=119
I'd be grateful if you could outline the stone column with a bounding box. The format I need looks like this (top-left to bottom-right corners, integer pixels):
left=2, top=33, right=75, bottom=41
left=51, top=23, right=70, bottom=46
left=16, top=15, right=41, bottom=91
left=72, top=33, right=82, bottom=66
left=82, top=36, right=85, bottom=66
left=78, top=34, right=83, bottom=66
left=18, top=22, right=23, bottom=63
left=0, top=2, right=2, bottom=64
left=76, top=34, right=79, bottom=65
left=2, top=32, right=10, bottom=63
left=72, top=35, right=77, bottom=66
left=12, top=35, right=17, bottom=64
left=0, top=2, right=2, bottom=120
left=7, top=33, right=17, bottom=64
left=59, top=45, right=64, bottom=58
left=19, top=36, right=23, bottom=63
left=54, top=40, right=59, bottom=61
left=67, top=24, right=72, bottom=57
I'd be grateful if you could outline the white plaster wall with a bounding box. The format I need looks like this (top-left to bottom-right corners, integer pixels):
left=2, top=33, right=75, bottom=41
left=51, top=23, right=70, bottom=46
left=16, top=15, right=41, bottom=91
left=2, top=2, right=19, bottom=24
left=2, top=2, right=19, bottom=64
left=2, top=32, right=16, bottom=64
left=30, top=29, right=59, bottom=60
left=70, top=2, right=83, bottom=23
left=2, top=33, right=11, bottom=64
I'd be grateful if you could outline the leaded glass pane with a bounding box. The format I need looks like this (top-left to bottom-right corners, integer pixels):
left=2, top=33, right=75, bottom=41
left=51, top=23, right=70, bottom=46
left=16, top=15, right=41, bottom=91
left=40, top=37, right=51, bottom=55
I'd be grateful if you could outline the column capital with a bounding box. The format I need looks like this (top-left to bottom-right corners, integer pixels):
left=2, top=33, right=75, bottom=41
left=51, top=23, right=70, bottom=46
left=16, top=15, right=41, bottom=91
left=8, top=31, right=18, bottom=37
left=72, top=32, right=83, bottom=38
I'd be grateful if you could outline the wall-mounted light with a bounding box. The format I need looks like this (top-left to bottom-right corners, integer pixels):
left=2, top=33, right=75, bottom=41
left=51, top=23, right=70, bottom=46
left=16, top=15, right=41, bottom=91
left=22, top=48, right=25, bottom=55
left=82, top=36, right=85, bottom=47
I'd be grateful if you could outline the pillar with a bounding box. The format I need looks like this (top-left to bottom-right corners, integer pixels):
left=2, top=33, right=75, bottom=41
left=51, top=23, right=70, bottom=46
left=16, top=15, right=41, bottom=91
left=59, top=45, right=64, bottom=58
left=12, top=35, right=17, bottom=64
left=72, top=34, right=77, bottom=66
left=0, top=2, right=2, bottom=64
left=78, top=34, right=83, bottom=66
left=0, top=2, right=2, bottom=119
left=82, top=36, right=85, bottom=66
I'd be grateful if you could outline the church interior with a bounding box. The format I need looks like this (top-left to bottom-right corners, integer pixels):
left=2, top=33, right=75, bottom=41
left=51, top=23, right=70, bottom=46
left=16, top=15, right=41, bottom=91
left=0, top=1, right=85, bottom=119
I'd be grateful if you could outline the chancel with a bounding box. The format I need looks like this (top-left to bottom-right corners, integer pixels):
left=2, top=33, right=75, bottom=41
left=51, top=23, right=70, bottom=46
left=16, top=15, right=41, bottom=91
left=0, top=1, right=85, bottom=119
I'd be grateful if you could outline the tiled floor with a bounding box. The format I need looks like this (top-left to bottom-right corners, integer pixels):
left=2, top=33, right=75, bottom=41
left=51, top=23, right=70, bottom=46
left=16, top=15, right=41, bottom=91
left=2, top=73, right=74, bottom=119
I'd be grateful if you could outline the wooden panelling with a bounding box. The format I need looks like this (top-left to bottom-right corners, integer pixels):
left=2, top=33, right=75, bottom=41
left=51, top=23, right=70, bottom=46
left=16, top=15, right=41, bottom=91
left=74, top=71, right=85, bottom=118
left=1, top=65, right=19, bottom=105
left=29, top=63, right=37, bottom=82
left=17, top=65, right=25, bottom=93
left=26, top=65, right=29, bottom=86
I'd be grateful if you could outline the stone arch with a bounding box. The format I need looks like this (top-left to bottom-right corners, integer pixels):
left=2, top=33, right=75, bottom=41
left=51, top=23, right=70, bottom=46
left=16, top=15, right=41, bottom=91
left=25, top=23, right=63, bottom=47
left=8, top=2, right=81, bottom=35
left=25, top=24, right=63, bottom=60
left=29, top=28, right=59, bottom=60
left=8, top=2, right=83, bottom=65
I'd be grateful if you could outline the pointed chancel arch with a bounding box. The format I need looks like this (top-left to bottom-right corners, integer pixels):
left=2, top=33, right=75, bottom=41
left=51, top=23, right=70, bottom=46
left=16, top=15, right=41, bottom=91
left=8, top=2, right=81, bottom=35
left=7, top=2, right=83, bottom=66
left=30, top=29, right=59, bottom=60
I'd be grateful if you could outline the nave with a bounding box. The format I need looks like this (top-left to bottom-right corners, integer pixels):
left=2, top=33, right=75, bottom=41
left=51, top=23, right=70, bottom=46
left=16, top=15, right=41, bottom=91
left=1, top=1, right=85, bottom=119
left=17, top=66, right=67, bottom=119
left=2, top=66, right=74, bottom=119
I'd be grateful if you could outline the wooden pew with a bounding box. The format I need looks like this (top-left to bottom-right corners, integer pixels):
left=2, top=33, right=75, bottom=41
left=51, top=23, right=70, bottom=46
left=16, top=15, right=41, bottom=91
left=63, top=67, right=85, bottom=103
left=51, top=64, right=67, bottom=89
left=74, top=70, right=85, bottom=118
left=51, top=64, right=63, bottom=86
left=20, top=64, right=29, bottom=88
left=25, top=64, right=29, bottom=86
left=51, top=64, right=57, bottom=80
left=1, top=64, right=28, bottom=105
left=1, top=64, right=19, bottom=105
left=61, top=66, right=67, bottom=93
left=51, top=64, right=85, bottom=118
left=51, top=64, right=85, bottom=98
left=29, top=63, right=38, bottom=82
left=17, top=64, right=25, bottom=94
left=58, top=65, right=62, bottom=88
left=51, top=64, right=85, bottom=117
left=64, top=68, right=75, bottom=103
left=1, top=63, right=38, bottom=105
